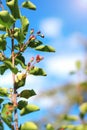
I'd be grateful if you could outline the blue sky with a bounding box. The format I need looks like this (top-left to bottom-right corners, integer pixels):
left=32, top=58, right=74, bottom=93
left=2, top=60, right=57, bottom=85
left=0, top=0, right=87, bottom=128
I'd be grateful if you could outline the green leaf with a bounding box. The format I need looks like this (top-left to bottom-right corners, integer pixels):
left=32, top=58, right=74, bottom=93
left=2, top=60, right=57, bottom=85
left=0, top=36, right=6, bottom=51
left=76, top=60, right=81, bottom=70
left=19, top=89, right=36, bottom=99
left=18, top=100, right=28, bottom=110
left=79, top=112, right=85, bottom=119
left=29, top=67, right=47, bottom=76
left=20, top=122, right=38, bottom=130
left=46, top=124, right=54, bottom=130
left=80, top=103, right=87, bottom=114
left=0, top=98, right=4, bottom=104
left=0, top=10, right=15, bottom=28
left=21, top=16, right=29, bottom=35
left=0, top=24, right=6, bottom=31
left=4, top=59, right=18, bottom=74
left=14, top=28, right=25, bottom=43
left=61, top=125, right=75, bottom=129
left=20, top=104, right=40, bottom=116
left=0, top=64, right=8, bottom=75
left=15, top=54, right=26, bottom=69
left=28, top=40, right=43, bottom=48
left=35, top=45, right=55, bottom=52
left=15, top=73, right=26, bottom=89
left=75, top=125, right=87, bottom=130
left=62, top=114, right=78, bottom=121
left=6, top=0, right=20, bottom=19
left=1, top=103, right=14, bottom=128
left=22, top=1, right=36, bottom=10
left=0, top=87, right=8, bottom=97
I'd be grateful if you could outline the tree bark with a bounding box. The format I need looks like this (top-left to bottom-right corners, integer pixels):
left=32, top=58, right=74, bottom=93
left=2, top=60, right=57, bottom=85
left=11, top=24, right=18, bottom=130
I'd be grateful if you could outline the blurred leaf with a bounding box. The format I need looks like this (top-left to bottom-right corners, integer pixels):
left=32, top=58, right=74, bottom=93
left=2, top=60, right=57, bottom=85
left=46, top=123, right=54, bottom=130
left=21, top=16, right=29, bottom=35
left=62, top=114, right=78, bottom=121
left=20, top=104, right=40, bottom=116
left=20, top=122, right=38, bottom=130
left=14, top=28, right=25, bottom=43
left=0, top=87, right=8, bottom=97
left=0, top=36, right=6, bottom=51
left=0, top=24, right=6, bottom=31
left=20, top=89, right=36, bottom=99
left=15, top=77, right=26, bottom=89
left=0, top=64, right=8, bottom=75
left=0, top=10, right=15, bottom=28
left=61, top=125, right=75, bottom=129
left=75, top=60, right=81, bottom=70
left=6, top=0, right=20, bottom=19
left=28, top=40, right=43, bottom=48
left=80, top=102, right=87, bottom=114
left=15, top=54, right=26, bottom=69
left=79, top=112, right=85, bottom=119
left=4, top=59, right=18, bottom=74
left=22, top=1, right=36, bottom=10
left=0, top=98, right=4, bottom=104
left=18, top=100, right=28, bottom=110
left=29, top=67, right=47, bottom=76
left=1, top=103, right=14, bottom=128
left=35, top=45, right=55, bottom=52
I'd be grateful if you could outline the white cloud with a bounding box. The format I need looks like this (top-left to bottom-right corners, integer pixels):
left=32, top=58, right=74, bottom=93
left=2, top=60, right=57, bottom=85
left=39, top=18, right=62, bottom=38
left=0, top=73, right=13, bottom=87
left=45, top=54, right=83, bottom=76
left=25, top=75, right=46, bottom=93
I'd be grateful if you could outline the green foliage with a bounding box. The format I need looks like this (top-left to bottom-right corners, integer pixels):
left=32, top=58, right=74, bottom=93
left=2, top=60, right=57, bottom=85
left=62, top=114, right=78, bottom=121
left=0, top=0, right=55, bottom=129
left=4, top=59, right=18, bottom=74
left=20, top=104, right=40, bottom=116
left=75, top=60, right=81, bottom=70
left=79, top=102, right=87, bottom=114
left=0, top=10, right=15, bottom=28
left=0, top=64, right=8, bottom=75
left=20, top=121, right=38, bottom=130
left=28, top=40, right=43, bottom=48
left=35, top=45, right=55, bottom=52
left=0, top=35, right=6, bottom=51
left=29, top=67, right=47, bottom=76
left=15, top=54, right=26, bottom=69
left=18, top=100, right=28, bottom=110
left=21, top=15, right=29, bottom=35
left=46, top=124, right=54, bottom=130
left=19, top=89, right=36, bottom=99
left=15, top=73, right=26, bottom=89
left=0, top=87, right=9, bottom=97
left=22, top=1, right=36, bottom=10
left=1, top=103, right=14, bottom=128
left=6, top=0, right=20, bottom=19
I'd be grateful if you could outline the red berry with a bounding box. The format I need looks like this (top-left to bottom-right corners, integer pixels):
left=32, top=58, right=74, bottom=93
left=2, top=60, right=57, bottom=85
left=29, top=35, right=36, bottom=41
left=36, top=55, right=44, bottom=63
